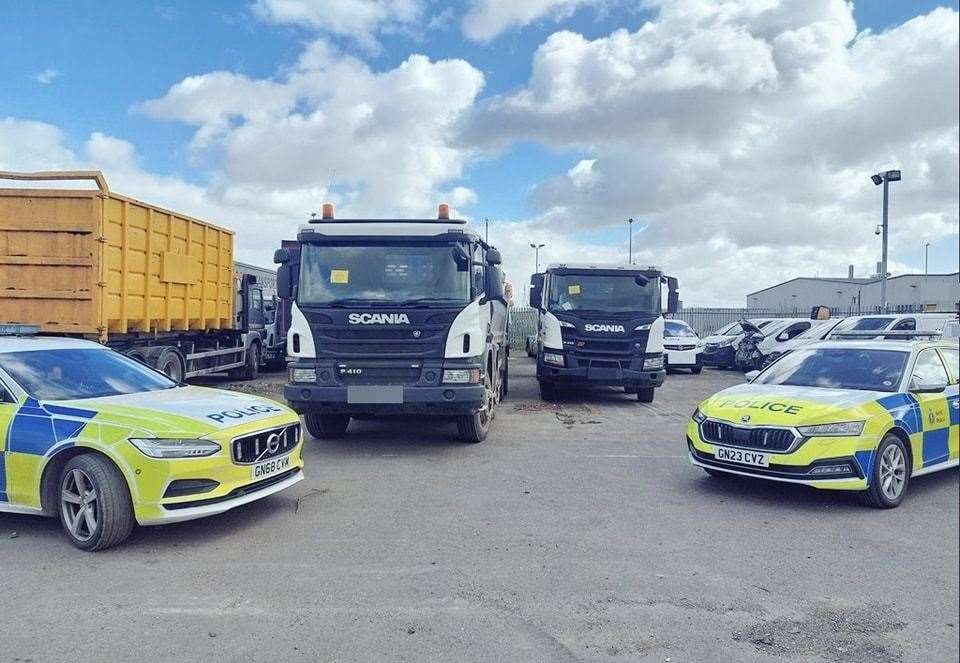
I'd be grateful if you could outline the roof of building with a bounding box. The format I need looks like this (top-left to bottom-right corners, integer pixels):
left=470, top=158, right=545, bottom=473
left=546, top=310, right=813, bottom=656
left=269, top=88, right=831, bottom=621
left=747, top=272, right=960, bottom=297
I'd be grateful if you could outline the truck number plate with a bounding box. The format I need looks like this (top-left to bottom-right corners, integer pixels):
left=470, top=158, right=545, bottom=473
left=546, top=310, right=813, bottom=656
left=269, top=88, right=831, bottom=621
left=714, top=446, right=769, bottom=467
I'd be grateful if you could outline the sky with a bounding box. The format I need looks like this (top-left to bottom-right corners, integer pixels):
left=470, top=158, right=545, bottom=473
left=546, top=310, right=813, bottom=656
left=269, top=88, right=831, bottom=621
left=1, top=0, right=958, bottom=306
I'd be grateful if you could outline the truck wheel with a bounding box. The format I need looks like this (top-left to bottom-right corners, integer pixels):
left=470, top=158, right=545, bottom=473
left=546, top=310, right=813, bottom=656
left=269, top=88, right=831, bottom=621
left=637, top=387, right=655, bottom=403
left=241, top=343, right=260, bottom=380
left=156, top=347, right=185, bottom=383
left=58, top=454, right=135, bottom=551
left=303, top=413, right=351, bottom=439
left=539, top=379, right=556, bottom=401
left=690, top=365, right=703, bottom=374
left=457, top=374, right=494, bottom=443
left=501, top=358, right=509, bottom=397
left=861, top=435, right=910, bottom=508
left=624, top=385, right=638, bottom=394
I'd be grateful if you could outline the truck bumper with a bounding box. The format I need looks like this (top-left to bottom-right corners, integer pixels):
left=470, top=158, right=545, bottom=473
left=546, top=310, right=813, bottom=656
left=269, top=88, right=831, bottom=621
left=538, top=361, right=664, bottom=388
left=283, top=383, right=486, bottom=416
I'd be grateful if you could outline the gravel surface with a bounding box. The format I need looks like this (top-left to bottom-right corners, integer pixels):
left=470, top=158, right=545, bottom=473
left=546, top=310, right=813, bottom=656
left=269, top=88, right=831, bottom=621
left=2, top=358, right=957, bottom=662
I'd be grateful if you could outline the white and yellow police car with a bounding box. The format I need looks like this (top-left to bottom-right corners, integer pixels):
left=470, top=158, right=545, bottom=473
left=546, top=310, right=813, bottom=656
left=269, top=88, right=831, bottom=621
left=688, top=339, right=958, bottom=507
left=0, top=334, right=304, bottom=550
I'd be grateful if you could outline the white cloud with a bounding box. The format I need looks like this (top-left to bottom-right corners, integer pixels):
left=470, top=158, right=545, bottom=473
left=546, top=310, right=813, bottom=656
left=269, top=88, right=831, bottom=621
left=34, top=68, right=60, bottom=84
left=252, top=0, right=423, bottom=51
left=465, top=1, right=960, bottom=304
left=462, top=0, right=611, bottom=42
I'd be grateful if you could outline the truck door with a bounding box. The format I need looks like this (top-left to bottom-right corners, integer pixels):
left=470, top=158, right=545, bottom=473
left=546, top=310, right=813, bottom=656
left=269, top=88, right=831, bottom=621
left=248, top=286, right=266, bottom=330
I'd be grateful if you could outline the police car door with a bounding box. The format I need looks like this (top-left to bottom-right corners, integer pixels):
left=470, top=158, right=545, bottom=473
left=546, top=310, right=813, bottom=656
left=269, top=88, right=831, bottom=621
left=0, top=377, right=17, bottom=503
left=937, top=347, right=959, bottom=462
left=908, top=348, right=952, bottom=469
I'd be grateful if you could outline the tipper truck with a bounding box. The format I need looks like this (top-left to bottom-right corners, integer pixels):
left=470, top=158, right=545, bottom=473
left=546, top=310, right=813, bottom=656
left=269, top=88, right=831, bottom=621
left=0, top=171, right=272, bottom=380
left=275, top=203, right=510, bottom=443
left=529, top=263, right=679, bottom=402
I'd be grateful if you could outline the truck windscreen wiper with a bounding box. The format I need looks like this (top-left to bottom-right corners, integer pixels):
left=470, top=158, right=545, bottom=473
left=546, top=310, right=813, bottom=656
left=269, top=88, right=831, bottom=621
left=322, top=298, right=393, bottom=307
left=396, top=297, right=465, bottom=307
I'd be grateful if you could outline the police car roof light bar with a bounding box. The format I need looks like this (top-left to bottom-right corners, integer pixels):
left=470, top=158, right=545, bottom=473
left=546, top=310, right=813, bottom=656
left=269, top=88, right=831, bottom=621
left=0, top=324, right=41, bottom=336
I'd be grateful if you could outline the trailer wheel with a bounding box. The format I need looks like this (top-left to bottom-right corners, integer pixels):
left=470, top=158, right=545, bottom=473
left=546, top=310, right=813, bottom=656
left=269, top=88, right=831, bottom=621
left=304, top=413, right=350, bottom=439
left=241, top=343, right=260, bottom=380
left=637, top=387, right=655, bottom=403
left=155, top=347, right=185, bottom=383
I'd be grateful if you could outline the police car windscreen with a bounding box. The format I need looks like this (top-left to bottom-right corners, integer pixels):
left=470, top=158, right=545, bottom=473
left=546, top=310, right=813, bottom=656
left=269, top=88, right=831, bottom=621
left=754, top=348, right=908, bottom=392
left=0, top=349, right=177, bottom=400
left=298, top=242, right=471, bottom=306
left=548, top=274, right=659, bottom=314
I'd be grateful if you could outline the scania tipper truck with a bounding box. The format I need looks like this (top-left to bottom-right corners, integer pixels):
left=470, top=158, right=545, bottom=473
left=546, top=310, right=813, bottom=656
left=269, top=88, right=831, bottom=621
left=529, top=263, right=679, bottom=403
left=275, top=204, right=510, bottom=443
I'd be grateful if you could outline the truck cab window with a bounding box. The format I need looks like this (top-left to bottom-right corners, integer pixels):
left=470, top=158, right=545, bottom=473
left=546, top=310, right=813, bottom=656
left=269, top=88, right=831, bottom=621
left=472, top=245, right=485, bottom=297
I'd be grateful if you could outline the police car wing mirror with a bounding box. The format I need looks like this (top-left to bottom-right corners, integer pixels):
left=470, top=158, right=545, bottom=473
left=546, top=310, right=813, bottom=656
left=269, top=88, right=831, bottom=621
left=745, top=370, right=760, bottom=382
left=452, top=244, right=470, bottom=271
left=910, top=377, right=947, bottom=394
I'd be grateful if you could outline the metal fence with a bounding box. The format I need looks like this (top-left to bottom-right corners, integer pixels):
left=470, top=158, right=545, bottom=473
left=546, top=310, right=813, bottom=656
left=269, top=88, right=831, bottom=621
left=508, top=305, right=957, bottom=347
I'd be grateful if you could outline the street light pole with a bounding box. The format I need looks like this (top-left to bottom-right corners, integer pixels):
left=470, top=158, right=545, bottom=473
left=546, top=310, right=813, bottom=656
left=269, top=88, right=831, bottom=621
left=530, top=243, right=545, bottom=273
left=924, top=241, right=930, bottom=275
left=627, top=218, right=634, bottom=264
left=871, top=169, right=901, bottom=313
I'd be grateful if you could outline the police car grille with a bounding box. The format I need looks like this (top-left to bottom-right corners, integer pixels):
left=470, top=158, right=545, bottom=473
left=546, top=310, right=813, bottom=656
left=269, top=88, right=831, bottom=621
left=700, top=421, right=796, bottom=452
left=232, top=424, right=300, bottom=464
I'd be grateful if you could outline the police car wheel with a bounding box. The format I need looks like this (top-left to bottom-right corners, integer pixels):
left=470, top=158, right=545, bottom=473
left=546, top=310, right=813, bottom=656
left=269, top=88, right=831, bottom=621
left=304, top=413, right=350, bottom=439
left=637, top=387, right=655, bottom=403
left=58, top=455, right=134, bottom=551
left=861, top=435, right=910, bottom=508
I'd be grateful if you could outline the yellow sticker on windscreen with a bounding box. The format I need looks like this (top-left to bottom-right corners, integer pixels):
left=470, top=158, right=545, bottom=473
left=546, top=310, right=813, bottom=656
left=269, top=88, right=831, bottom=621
left=568, top=284, right=581, bottom=295
left=330, top=269, right=349, bottom=284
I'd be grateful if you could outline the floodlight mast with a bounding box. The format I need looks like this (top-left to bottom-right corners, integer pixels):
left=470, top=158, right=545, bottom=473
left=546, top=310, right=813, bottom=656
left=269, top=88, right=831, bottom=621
left=871, top=170, right=901, bottom=312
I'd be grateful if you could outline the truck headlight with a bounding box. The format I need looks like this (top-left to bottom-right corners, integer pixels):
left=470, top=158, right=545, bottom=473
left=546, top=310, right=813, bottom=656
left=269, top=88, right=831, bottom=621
left=289, top=367, right=316, bottom=383
left=443, top=369, right=481, bottom=384
left=543, top=352, right=565, bottom=367
left=643, top=355, right=664, bottom=370
left=129, top=438, right=221, bottom=459
left=558, top=320, right=575, bottom=329
left=634, top=323, right=652, bottom=331
left=797, top=421, right=865, bottom=437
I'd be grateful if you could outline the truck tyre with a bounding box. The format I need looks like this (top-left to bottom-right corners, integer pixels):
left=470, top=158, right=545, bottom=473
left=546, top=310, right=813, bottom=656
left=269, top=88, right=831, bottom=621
left=58, top=454, right=135, bottom=551
left=501, top=358, right=509, bottom=397
left=860, top=434, right=910, bottom=508
left=457, top=373, right=494, bottom=443
left=624, top=385, right=638, bottom=394
left=539, top=379, right=556, bottom=401
left=156, top=347, right=185, bottom=383
left=304, top=413, right=351, bottom=439
left=690, top=364, right=703, bottom=374
left=241, top=343, right=260, bottom=380
left=637, top=387, right=655, bottom=403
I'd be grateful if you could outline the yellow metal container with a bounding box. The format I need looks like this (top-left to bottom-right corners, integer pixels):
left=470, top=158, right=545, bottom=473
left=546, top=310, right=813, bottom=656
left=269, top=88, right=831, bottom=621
left=0, top=171, right=235, bottom=341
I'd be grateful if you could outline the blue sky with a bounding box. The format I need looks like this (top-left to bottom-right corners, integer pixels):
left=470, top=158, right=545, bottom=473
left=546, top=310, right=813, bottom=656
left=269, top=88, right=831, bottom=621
left=2, top=1, right=958, bottom=304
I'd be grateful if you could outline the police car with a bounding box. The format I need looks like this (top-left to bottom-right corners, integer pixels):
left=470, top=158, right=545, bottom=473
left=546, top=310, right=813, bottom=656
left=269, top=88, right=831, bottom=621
left=688, top=339, right=959, bottom=507
left=0, top=335, right=304, bottom=550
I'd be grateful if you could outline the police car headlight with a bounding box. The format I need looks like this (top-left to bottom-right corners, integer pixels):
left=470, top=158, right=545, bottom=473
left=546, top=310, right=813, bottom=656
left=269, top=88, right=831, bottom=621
left=543, top=352, right=565, bottom=367
left=129, top=438, right=221, bottom=459
left=796, top=421, right=865, bottom=437
left=692, top=407, right=707, bottom=423
left=558, top=320, right=575, bottom=329
left=443, top=369, right=481, bottom=384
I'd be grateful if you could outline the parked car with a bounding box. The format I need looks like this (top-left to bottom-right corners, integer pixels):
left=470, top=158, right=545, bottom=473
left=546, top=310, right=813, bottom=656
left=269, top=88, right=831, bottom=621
left=700, top=319, right=777, bottom=369
left=663, top=319, right=702, bottom=373
left=735, top=317, right=813, bottom=370
left=761, top=317, right=847, bottom=367
left=828, top=313, right=958, bottom=340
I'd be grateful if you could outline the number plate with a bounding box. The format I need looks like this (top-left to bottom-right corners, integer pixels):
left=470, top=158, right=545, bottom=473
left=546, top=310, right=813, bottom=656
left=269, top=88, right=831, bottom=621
left=252, top=453, right=292, bottom=480
left=714, top=446, right=769, bottom=467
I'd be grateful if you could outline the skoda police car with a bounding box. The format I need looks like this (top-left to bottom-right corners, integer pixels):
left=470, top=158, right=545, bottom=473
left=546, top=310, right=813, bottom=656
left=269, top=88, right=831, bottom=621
left=688, top=339, right=958, bottom=507
left=0, top=335, right=304, bottom=550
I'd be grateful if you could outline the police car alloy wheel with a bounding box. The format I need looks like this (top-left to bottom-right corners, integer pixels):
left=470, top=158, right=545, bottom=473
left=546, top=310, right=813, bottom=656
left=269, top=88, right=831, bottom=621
left=862, top=435, right=910, bottom=508
left=58, top=454, right=135, bottom=551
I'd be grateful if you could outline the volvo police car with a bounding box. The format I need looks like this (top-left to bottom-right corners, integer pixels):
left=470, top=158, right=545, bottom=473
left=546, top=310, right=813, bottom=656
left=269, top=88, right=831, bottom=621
left=0, top=333, right=304, bottom=550
left=688, top=339, right=958, bottom=507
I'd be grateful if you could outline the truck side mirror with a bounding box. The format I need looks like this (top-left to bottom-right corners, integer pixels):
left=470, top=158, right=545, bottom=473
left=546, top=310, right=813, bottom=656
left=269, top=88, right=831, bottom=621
left=529, top=273, right=544, bottom=309
left=485, top=247, right=502, bottom=265
left=484, top=266, right=506, bottom=304
left=277, top=264, right=293, bottom=299
left=274, top=248, right=291, bottom=264
left=666, top=276, right=679, bottom=315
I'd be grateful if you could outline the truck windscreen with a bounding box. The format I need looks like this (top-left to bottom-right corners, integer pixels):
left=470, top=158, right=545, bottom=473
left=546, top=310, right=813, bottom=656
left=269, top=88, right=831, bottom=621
left=548, top=274, right=659, bottom=315
left=298, top=241, right=471, bottom=306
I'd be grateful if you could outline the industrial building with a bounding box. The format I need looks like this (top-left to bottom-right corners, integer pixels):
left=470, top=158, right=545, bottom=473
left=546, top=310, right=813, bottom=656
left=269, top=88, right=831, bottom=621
left=746, top=269, right=960, bottom=314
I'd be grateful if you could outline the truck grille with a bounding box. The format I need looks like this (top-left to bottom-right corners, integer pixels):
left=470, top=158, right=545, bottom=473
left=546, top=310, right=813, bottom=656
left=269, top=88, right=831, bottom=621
left=700, top=420, right=797, bottom=452
left=337, top=364, right=422, bottom=385
left=232, top=424, right=300, bottom=464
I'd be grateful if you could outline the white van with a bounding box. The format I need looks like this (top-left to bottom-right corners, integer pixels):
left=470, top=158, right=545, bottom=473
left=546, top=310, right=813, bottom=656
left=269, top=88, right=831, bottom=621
left=663, top=319, right=702, bottom=373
